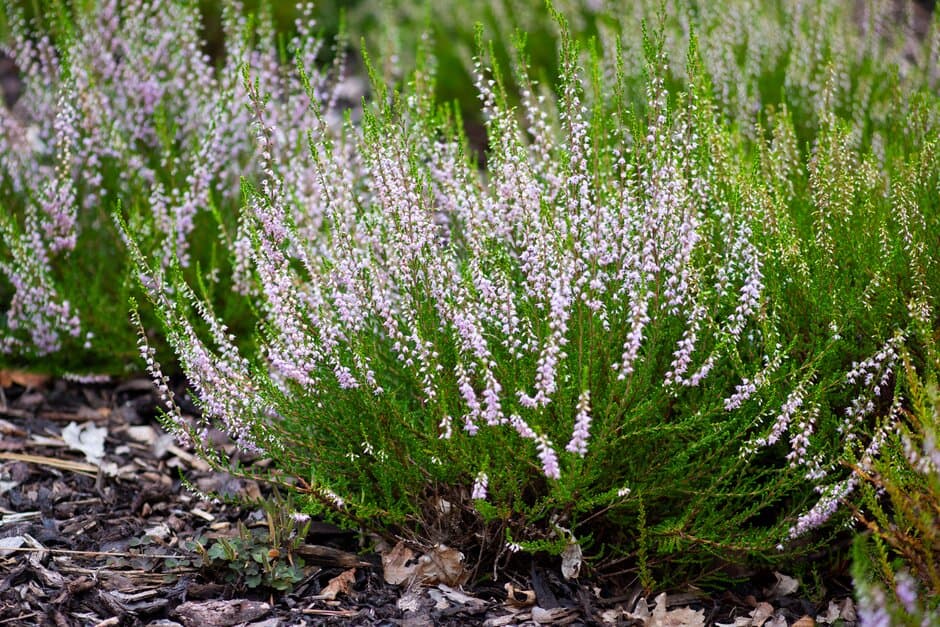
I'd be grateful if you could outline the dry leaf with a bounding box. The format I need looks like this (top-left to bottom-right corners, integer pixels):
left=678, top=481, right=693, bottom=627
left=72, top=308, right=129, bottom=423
left=767, top=615, right=788, bottom=627
left=434, top=584, right=486, bottom=609
left=504, top=582, right=537, bottom=607
left=768, top=571, right=799, bottom=598
left=396, top=587, right=423, bottom=612
left=600, top=607, right=625, bottom=624
left=0, top=370, right=49, bottom=389
left=382, top=541, right=418, bottom=586
left=838, top=598, right=857, bottom=622
left=791, top=616, right=815, bottom=627
left=483, top=613, right=523, bottom=627
left=61, top=421, right=107, bottom=464
left=560, top=540, right=582, bottom=580
left=414, top=544, right=468, bottom=586
left=316, top=568, right=356, bottom=601
left=627, top=597, right=652, bottom=622
left=716, top=603, right=778, bottom=627
left=817, top=600, right=841, bottom=624
left=750, top=602, right=775, bottom=626
left=532, top=606, right=578, bottom=624
left=816, top=599, right=857, bottom=624
left=649, top=593, right=705, bottom=627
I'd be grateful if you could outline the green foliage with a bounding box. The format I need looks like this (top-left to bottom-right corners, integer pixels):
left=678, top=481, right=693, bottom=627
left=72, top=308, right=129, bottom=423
left=182, top=494, right=311, bottom=592
left=3, top=0, right=940, bottom=598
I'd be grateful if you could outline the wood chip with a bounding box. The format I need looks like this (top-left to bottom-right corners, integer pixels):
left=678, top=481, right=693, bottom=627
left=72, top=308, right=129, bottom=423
left=190, top=508, right=215, bottom=522
left=296, top=544, right=371, bottom=568
left=171, top=600, right=271, bottom=627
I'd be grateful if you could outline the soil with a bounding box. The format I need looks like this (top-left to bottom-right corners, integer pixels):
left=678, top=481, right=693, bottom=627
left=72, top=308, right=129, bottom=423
left=0, top=375, right=862, bottom=627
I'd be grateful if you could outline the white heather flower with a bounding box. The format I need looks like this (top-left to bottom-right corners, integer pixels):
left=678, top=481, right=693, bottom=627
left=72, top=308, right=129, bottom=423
left=439, top=415, right=453, bottom=440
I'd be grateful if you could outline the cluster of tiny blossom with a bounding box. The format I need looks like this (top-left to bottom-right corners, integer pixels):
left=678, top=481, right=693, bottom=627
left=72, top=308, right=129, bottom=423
left=745, top=382, right=809, bottom=456
left=565, top=390, right=593, bottom=457
left=790, top=421, right=892, bottom=540
left=536, top=435, right=561, bottom=481
left=839, top=334, right=903, bottom=437
left=1, top=0, right=355, bottom=358
left=725, top=349, right=785, bottom=411
left=471, top=472, right=489, bottom=500
left=856, top=581, right=891, bottom=627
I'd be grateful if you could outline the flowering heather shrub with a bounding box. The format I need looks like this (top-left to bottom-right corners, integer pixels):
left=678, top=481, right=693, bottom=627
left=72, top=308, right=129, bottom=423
left=351, top=0, right=939, bottom=141
left=850, top=340, right=939, bottom=624
left=0, top=0, right=348, bottom=370
left=132, top=10, right=940, bottom=585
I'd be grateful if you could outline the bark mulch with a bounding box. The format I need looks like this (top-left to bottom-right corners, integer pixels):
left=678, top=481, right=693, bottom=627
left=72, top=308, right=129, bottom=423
left=1, top=375, right=860, bottom=626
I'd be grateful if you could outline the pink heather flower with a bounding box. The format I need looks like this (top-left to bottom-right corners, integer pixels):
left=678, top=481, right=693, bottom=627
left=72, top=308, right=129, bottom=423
left=728, top=225, right=763, bottom=340
left=893, top=571, right=919, bottom=615
left=724, top=351, right=784, bottom=411
left=536, top=435, right=561, bottom=480
left=566, top=390, right=593, bottom=457
left=520, top=261, right=575, bottom=407
left=471, top=472, right=489, bottom=500
left=664, top=304, right=706, bottom=386
left=786, top=404, right=819, bottom=468
left=0, top=212, right=81, bottom=356
left=791, top=421, right=891, bottom=539
left=725, top=378, right=758, bottom=411
left=510, top=414, right=537, bottom=440
left=788, top=474, right=858, bottom=540
left=763, top=385, right=806, bottom=447
left=857, top=583, right=891, bottom=627
left=321, top=488, right=345, bottom=509
left=615, top=293, right=650, bottom=380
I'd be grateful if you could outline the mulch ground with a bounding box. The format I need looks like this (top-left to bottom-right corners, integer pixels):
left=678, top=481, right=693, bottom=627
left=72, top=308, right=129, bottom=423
left=0, top=376, right=861, bottom=626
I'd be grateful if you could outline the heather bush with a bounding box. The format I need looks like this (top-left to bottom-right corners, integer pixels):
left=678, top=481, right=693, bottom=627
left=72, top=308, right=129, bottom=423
left=0, top=0, right=350, bottom=371
left=129, top=5, right=940, bottom=586
left=3, top=0, right=939, bottom=593
left=850, top=336, right=939, bottom=624
left=347, top=0, right=939, bottom=145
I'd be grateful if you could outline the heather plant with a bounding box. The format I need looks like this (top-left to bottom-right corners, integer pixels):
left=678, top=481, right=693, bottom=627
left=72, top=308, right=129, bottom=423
left=849, top=338, right=939, bottom=624
left=130, top=4, right=940, bottom=587
left=0, top=0, right=350, bottom=371
left=345, top=0, right=939, bottom=144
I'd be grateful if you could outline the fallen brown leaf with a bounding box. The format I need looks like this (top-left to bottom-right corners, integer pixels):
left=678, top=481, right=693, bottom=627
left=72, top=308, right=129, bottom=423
left=382, top=541, right=418, bottom=586
left=381, top=541, right=468, bottom=587
left=504, top=582, right=537, bottom=607
left=768, top=572, right=800, bottom=598
left=649, top=593, right=705, bottom=627
left=0, top=370, right=50, bottom=389
left=314, top=568, right=356, bottom=601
